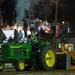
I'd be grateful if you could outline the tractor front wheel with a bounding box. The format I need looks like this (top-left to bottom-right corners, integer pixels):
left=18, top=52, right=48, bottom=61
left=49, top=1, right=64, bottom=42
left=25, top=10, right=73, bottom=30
left=0, top=62, right=4, bottom=71
left=15, top=61, right=25, bottom=72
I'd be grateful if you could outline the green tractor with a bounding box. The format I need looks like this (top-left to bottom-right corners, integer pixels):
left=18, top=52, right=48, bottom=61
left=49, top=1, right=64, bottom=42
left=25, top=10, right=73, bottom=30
left=0, top=35, right=56, bottom=71
left=0, top=30, right=56, bottom=71
left=0, top=41, right=33, bottom=71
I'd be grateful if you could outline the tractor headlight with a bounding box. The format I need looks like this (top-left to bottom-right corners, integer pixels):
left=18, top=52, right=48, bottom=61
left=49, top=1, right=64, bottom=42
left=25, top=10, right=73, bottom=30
left=65, top=44, right=73, bottom=51
left=65, top=44, right=69, bottom=50
left=68, top=44, right=73, bottom=51
left=58, top=44, right=61, bottom=48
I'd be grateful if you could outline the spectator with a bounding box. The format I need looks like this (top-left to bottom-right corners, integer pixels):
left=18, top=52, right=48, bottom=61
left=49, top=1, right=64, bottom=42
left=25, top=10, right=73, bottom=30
left=0, top=28, right=6, bottom=43
left=14, top=29, right=18, bottom=42
left=18, top=30, right=23, bottom=41
left=8, top=36, right=13, bottom=43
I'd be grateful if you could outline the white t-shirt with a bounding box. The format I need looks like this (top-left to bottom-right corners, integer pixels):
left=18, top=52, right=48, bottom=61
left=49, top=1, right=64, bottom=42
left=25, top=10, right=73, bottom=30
left=38, top=24, right=45, bottom=31
left=27, top=30, right=31, bottom=36
left=38, top=24, right=51, bottom=33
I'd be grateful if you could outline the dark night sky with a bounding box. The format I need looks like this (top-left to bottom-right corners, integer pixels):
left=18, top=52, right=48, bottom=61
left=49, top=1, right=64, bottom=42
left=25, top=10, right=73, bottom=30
left=57, top=0, right=75, bottom=32
left=0, top=0, right=16, bottom=24
left=64, top=0, right=75, bottom=32
left=0, top=0, right=75, bottom=32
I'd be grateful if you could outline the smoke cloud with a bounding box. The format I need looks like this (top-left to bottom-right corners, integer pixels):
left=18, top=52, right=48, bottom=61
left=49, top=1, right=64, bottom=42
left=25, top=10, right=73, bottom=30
left=15, top=0, right=31, bottom=25
left=15, top=0, right=56, bottom=25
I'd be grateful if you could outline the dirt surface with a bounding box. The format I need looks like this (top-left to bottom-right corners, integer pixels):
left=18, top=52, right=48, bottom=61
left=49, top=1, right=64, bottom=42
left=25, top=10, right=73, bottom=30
left=0, top=70, right=75, bottom=75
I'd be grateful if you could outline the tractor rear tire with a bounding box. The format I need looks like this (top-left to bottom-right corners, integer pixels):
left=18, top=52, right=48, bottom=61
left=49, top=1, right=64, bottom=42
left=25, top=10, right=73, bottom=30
left=41, top=47, right=56, bottom=70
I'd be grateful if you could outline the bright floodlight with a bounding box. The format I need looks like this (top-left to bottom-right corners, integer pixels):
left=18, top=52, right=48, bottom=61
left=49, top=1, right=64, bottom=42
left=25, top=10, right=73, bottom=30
left=62, top=21, right=64, bottom=24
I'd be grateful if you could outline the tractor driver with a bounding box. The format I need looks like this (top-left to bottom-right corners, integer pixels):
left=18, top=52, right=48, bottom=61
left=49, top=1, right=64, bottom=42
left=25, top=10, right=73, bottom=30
left=38, top=20, right=45, bottom=34
left=38, top=20, right=52, bottom=38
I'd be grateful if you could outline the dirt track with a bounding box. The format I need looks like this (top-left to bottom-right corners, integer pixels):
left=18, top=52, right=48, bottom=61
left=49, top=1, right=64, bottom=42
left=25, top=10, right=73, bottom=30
left=0, top=70, right=75, bottom=75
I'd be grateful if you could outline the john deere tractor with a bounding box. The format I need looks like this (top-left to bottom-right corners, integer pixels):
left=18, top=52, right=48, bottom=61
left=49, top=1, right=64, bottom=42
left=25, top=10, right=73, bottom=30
left=0, top=26, right=56, bottom=72
left=0, top=21, right=72, bottom=71
left=0, top=35, right=56, bottom=71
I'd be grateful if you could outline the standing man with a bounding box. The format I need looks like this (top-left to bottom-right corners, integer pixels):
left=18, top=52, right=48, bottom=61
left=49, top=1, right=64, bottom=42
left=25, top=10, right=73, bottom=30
left=0, top=28, right=6, bottom=43
left=18, top=30, right=23, bottom=41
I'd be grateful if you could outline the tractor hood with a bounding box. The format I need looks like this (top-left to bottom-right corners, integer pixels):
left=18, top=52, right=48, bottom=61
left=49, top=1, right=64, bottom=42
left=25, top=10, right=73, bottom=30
left=10, top=43, right=22, bottom=49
